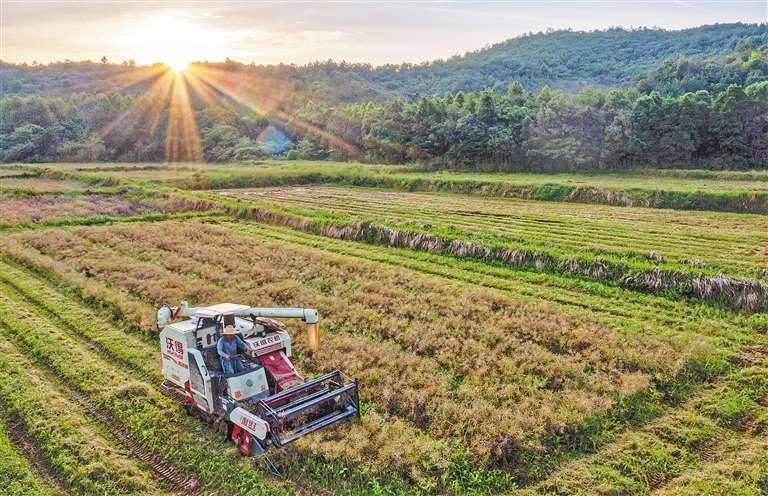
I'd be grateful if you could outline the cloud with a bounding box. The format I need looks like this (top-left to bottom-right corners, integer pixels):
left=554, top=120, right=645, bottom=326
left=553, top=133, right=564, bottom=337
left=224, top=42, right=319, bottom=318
left=166, top=9, right=221, bottom=20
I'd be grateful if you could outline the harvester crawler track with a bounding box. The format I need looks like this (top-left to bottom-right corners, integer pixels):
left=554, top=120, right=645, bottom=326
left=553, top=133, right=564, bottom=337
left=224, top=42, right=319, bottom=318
left=69, top=385, right=202, bottom=495
left=5, top=416, right=69, bottom=494
left=70, top=390, right=200, bottom=496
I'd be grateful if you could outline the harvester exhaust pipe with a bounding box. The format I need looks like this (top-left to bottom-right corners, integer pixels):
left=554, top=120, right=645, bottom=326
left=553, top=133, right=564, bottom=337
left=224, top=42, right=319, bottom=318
left=306, top=323, right=320, bottom=350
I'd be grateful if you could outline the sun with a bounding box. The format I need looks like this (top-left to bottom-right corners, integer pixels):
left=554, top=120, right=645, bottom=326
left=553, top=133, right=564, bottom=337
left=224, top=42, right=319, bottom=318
left=117, top=16, right=227, bottom=71
left=167, top=60, right=191, bottom=73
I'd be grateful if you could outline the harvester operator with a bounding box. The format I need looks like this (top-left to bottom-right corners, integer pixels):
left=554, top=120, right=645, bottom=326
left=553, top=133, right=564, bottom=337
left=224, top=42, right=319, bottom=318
left=218, top=325, right=255, bottom=375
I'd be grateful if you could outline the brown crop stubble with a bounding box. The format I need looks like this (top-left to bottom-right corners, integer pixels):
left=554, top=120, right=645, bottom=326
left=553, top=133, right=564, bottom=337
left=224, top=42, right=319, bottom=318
left=0, top=221, right=714, bottom=478
left=0, top=194, right=165, bottom=223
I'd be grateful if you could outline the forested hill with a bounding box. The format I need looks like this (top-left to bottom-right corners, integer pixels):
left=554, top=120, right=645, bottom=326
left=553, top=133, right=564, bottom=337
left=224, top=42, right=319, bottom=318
left=2, top=22, right=767, bottom=171
left=366, top=23, right=768, bottom=96
left=2, top=23, right=766, bottom=105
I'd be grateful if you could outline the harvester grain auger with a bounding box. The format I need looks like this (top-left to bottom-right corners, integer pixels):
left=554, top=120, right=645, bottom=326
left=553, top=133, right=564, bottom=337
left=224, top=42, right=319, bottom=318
left=157, top=301, right=360, bottom=459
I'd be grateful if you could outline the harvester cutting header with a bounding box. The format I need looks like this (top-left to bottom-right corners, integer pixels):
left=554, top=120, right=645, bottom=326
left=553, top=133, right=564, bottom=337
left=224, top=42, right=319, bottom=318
left=158, top=301, right=359, bottom=456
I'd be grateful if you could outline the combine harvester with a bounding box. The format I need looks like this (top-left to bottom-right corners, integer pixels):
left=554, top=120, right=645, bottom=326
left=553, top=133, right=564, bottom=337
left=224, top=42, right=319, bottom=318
left=157, top=301, right=359, bottom=464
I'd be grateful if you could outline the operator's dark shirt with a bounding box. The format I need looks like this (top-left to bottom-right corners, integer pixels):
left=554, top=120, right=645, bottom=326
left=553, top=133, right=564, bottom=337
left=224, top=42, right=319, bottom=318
left=217, top=335, right=248, bottom=359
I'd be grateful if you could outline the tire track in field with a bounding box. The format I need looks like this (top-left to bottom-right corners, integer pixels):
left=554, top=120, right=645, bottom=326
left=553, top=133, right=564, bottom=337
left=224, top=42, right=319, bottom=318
left=0, top=327, right=174, bottom=495
left=3, top=414, right=70, bottom=495
left=62, top=383, right=201, bottom=494
left=0, top=284, right=203, bottom=495
left=0, top=261, right=161, bottom=383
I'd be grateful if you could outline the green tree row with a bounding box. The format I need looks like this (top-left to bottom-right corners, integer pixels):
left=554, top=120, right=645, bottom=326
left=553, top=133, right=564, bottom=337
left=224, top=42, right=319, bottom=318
left=0, top=94, right=302, bottom=163
left=2, top=82, right=767, bottom=171
left=295, top=82, right=768, bottom=171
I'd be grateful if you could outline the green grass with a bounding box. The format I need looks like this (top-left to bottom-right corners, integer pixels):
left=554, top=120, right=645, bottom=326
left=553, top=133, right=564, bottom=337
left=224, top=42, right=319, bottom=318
left=0, top=418, right=51, bottom=496
left=8, top=162, right=768, bottom=214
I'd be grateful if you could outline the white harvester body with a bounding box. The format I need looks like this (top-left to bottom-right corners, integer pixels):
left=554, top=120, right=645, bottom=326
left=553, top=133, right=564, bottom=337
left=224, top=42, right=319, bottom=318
left=158, top=301, right=359, bottom=455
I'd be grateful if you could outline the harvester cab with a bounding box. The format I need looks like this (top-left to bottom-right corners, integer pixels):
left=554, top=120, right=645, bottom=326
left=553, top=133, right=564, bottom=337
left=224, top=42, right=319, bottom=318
left=158, top=301, right=359, bottom=456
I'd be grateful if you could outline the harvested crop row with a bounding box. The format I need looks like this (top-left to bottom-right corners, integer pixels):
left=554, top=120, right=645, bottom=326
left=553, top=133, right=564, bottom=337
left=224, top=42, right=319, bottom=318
left=0, top=334, right=167, bottom=495
left=0, top=286, right=289, bottom=496
left=229, top=221, right=754, bottom=341
left=244, top=189, right=754, bottom=274
left=0, top=194, right=165, bottom=224
left=209, top=195, right=768, bottom=312
left=0, top=416, right=52, bottom=496
left=525, top=362, right=768, bottom=495
left=0, top=176, right=91, bottom=192
left=0, top=261, right=163, bottom=382
left=3, top=221, right=733, bottom=482
left=233, top=187, right=768, bottom=277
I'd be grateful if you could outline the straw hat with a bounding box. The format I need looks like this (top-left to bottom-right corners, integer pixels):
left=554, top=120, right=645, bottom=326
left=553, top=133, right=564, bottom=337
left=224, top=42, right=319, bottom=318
left=223, top=325, right=238, bottom=335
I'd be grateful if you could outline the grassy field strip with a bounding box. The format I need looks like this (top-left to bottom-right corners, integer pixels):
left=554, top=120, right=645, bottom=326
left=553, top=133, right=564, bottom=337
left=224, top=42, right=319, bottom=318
left=253, top=188, right=765, bottom=268
left=311, top=203, right=750, bottom=268
left=0, top=261, right=163, bottom=382
left=146, top=162, right=768, bottom=214
left=0, top=414, right=54, bottom=496
left=0, top=209, right=229, bottom=233
left=525, top=362, right=768, bottom=496
left=238, top=187, right=768, bottom=275
left=0, top=333, right=167, bottom=495
left=0, top=242, right=434, bottom=494
left=0, top=284, right=292, bottom=496
left=228, top=221, right=754, bottom=345
left=198, top=193, right=768, bottom=313
left=256, top=191, right=763, bottom=277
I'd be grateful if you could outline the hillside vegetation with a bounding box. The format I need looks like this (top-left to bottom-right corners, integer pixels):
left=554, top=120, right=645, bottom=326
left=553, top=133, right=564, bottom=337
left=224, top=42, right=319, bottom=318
left=1, top=23, right=767, bottom=171
left=3, top=23, right=767, bottom=100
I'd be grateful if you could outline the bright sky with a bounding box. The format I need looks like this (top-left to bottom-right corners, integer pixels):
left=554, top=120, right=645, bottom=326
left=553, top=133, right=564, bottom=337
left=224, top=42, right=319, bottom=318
left=1, top=1, right=767, bottom=67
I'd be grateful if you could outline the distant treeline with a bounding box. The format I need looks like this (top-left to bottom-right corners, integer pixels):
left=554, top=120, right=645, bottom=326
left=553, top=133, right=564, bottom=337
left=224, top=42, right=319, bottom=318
left=3, top=81, right=766, bottom=171
left=1, top=22, right=767, bottom=171
left=318, top=82, right=768, bottom=171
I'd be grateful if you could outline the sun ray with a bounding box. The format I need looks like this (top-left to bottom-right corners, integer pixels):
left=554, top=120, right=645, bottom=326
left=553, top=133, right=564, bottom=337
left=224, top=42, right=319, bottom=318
left=165, top=71, right=203, bottom=163
left=95, top=64, right=169, bottom=96
left=183, top=66, right=238, bottom=111
left=95, top=69, right=175, bottom=144
left=188, top=65, right=365, bottom=159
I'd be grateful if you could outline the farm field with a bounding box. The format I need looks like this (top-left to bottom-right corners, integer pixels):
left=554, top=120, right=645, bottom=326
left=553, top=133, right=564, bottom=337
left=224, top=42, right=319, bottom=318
left=0, top=163, right=767, bottom=495
left=5, top=162, right=768, bottom=213
left=222, top=186, right=768, bottom=279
